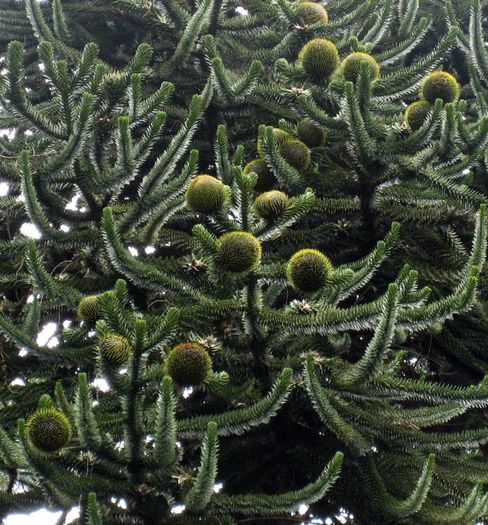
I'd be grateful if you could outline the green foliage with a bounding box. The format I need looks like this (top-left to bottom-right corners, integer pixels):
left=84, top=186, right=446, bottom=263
left=2, top=0, right=488, bottom=523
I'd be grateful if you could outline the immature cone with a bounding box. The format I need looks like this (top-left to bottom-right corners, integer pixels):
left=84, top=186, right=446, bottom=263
left=287, top=249, right=333, bottom=292
left=280, top=140, right=311, bottom=170
left=186, top=175, right=225, bottom=213
left=257, top=128, right=291, bottom=157
left=295, top=2, right=329, bottom=24
left=26, top=408, right=72, bottom=453
left=165, top=342, right=212, bottom=386
left=98, top=333, right=133, bottom=365
left=421, top=71, right=460, bottom=104
left=215, top=231, right=262, bottom=273
left=244, top=159, right=275, bottom=191
left=254, top=191, right=289, bottom=220
left=77, top=295, right=100, bottom=323
left=342, top=52, right=380, bottom=83
left=405, top=100, right=432, bottom=130
left=297, top=119, right=326, bottom=147
left=299, top=39, right=340, bottom=80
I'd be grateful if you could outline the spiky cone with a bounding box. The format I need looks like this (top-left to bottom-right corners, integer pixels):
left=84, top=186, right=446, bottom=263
left=279, top=140, right=311, bottom=170
left=257, top=128, right=291, bottom=158
left=297, top=119, right=326, bottom=147
left=98, top=333, right=133, bottom=365
left=215, top=232, right=262, bottom=273
left=405, top=100, right=432, bottom=130
left=77, top=295, right=100, bottom=323
left=295, top=2, right=329, bottom=25
left=186, top=174, right=225, bottom=213
left=341, top=52, right=380, bottom=83
left=421, top=71, right=460, bottom=104
left=299, top=38, right=340, bottom=80
left=244, top=159, right=275, bottom=191
left=287, top=249, right=333, bottom=292
left=26, top=408, right=72, bottom=453
left=254, top=191, right=289, bottom=220
left=165, top=342, right=212, bottom=386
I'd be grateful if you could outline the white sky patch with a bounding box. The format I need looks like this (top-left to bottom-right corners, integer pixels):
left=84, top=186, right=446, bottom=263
left=20, top=222, right=42, bottom=239
left=0, top=128, right=15, bottom=139
left=47, top=336, right=60, bottom=348
left=91, top=377, right=111, bottom=392
left=213, top=482, right=224, bottom=493
left=36, top=322, right=57, bottom=347
left=59, top=224, right=70, bottom=232
left=65, top=193, right=83, bottom=211
left=170, top=504, right=185, bottom=515
left=10, top=378, right=25, bottom=387
left=235, top=6, right=249, bottom=15
left=182, top=387, right=193, bottom=399
left=5, top=507, right=79, bottom=525
left=110, top=498, right=127, bottom=510
left=0, top=182, right=10, bottom=196
left=128, top=246, right=139, bottom=256
left=144, top=245, right=156, bottom=254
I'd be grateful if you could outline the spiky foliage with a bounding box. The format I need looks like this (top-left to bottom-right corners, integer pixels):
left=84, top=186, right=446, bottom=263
left=2, top=0, right=488, bottom=524
left=165, top=342, right=212, bottom=386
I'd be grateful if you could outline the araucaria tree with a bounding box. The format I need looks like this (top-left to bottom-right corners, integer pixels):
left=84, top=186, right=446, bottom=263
left=2, top=1, right=488, bottom=524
